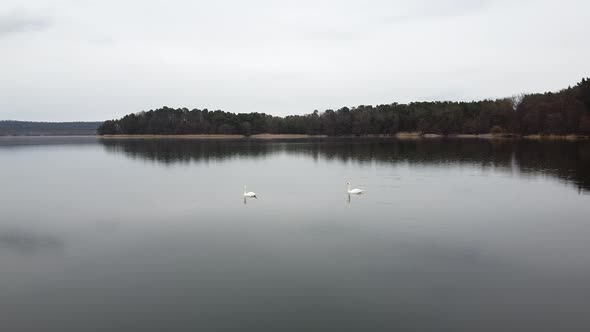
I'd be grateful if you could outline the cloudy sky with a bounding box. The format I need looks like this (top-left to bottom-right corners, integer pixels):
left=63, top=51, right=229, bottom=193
left=1, top=0, right=589, bottom=121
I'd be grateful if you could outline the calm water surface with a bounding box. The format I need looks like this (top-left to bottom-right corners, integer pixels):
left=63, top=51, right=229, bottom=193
left=1, top=137, right=589, bottom=331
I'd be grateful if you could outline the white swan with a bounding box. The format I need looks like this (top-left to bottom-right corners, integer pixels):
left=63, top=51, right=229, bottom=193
left=243, top=185, right=257, bottom=198
left=347, top=181, right=364, bottom=195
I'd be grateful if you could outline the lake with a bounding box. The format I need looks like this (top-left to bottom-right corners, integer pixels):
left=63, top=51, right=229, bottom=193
left=1, top=136, right=589, bottom=331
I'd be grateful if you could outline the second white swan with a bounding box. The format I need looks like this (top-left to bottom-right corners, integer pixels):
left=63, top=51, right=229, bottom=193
left=347, top=181, right=364, bottom=194
left=243, top=185, right=258, bottom=198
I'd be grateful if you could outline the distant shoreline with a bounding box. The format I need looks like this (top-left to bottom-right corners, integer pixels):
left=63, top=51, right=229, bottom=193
left=98, top=134, right=328, bottom=139
left=2, top=133, right=589, bottom=140
left=392, top=132, right=590, bottom=140
left=99, top=134, right=243, bottom=139
left=96, top=133, right=590, bottom=140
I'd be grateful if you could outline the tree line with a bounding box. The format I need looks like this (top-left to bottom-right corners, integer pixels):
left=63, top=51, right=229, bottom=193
left=0, top=121, right=101, bottom=136
left=97, top=78, right=590, bottom=136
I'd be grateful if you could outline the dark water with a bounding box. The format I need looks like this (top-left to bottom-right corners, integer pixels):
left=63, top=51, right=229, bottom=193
left=1, top=136, right=589, bottom=331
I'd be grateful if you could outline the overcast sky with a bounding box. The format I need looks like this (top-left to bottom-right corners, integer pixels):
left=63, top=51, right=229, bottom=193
left=1, top=0, right=589, bottom=121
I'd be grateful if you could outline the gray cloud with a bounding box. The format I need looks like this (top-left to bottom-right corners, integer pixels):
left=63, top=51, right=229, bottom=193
left=380, top=0, right=491, bottom=24
left=0, top=229, right=64, bottom=254
left=0, top=11, right=51, bottom=35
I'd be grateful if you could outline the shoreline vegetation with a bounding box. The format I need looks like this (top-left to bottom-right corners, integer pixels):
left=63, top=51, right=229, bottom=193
left=99, top=134, right=328, bottom=139
left=97, top=78, right=590, bottom=138
left=1, top=133, right=589, bottom=140
left=0, top=121, right=101, bottom=136
left=96, top=133, right=590, bottom=140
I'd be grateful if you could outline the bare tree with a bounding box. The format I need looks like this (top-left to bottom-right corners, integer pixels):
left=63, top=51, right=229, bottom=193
left=510, top=93, right=525, bottom=110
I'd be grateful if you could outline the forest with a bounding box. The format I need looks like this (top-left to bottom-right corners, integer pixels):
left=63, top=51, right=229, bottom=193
left=97, top=78, right=590, bottom=136
left=0, top=121, right=101, bottom=136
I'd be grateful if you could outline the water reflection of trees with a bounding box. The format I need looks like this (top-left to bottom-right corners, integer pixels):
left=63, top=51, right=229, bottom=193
left=100, top=138, right=590, bottom=192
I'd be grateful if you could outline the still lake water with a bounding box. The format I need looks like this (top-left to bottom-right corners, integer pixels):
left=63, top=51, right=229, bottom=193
left=1, top=136, right=590, bottom=331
